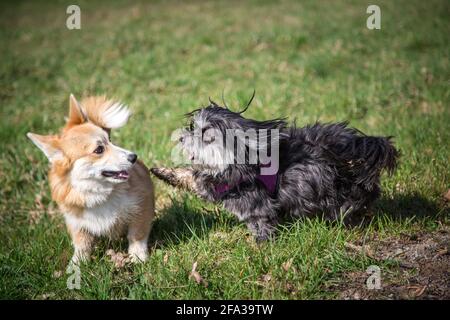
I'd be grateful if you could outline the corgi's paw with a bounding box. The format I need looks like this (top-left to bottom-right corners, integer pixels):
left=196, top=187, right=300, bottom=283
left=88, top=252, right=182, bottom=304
left=70, top=250, right=91, bottom=265
left=128, top=241, right=149, bottom=263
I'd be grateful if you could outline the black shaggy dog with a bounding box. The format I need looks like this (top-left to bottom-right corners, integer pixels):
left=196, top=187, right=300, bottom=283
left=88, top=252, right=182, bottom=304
left=151, top=100, right=398, bottom=241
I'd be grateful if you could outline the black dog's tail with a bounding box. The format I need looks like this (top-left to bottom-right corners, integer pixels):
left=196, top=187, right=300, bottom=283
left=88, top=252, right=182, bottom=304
left=347, top=136, right=399, bottom=188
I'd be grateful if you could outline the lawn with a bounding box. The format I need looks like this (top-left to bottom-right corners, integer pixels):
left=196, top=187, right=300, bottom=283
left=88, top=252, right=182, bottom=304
left=0, top=0, right=448, bottom=299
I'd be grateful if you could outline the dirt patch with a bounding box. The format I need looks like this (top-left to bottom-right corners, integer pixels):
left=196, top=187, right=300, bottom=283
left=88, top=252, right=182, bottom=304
left=330, top=227, right=450, bottom=299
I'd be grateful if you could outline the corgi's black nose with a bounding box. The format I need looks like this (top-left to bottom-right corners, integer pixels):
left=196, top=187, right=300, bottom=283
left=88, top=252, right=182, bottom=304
left=128, top=153, right=137, bottom=164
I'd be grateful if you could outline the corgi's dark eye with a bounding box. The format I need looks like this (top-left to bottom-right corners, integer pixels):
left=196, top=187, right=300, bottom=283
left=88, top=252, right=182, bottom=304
left=93, top=146, right=104, bottom=154
left=189, top=121, right=194, bottom=131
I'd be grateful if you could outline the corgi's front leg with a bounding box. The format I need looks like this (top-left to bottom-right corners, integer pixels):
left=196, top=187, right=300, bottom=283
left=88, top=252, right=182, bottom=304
left=66, top=224, right=94, bottom=264
left=126, top=208, right=153, bottom=262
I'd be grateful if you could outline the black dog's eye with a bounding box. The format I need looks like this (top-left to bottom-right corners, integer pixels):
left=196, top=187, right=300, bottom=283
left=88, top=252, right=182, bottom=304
left=93, top=146, right=104, bottom=154
left=202, top=127, right=215, bottom=143
left=203, top=135, right=215, bottom=143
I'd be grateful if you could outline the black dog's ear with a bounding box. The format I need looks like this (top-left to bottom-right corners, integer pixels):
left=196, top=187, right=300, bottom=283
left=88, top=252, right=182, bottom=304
left=184, top=108, right=202, bottom=118
left=208, top=97, right=220, bottom=107
left=221, top=90, right=229, bottom=110
left=238, top=89, right=256, bottom=115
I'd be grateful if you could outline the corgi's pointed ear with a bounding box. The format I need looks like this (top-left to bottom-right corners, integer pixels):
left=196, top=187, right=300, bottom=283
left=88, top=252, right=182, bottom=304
left=27, top=133, right=62, bottom=163
left=67, top=94, right=88, bottom=126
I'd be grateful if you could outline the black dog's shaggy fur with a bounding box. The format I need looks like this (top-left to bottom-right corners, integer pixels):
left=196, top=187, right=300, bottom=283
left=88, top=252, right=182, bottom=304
left=151, top=101, right=399, bottom=241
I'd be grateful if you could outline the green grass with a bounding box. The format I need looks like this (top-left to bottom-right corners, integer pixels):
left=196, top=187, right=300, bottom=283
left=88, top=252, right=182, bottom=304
left=0, top=0, right=448, bottom=299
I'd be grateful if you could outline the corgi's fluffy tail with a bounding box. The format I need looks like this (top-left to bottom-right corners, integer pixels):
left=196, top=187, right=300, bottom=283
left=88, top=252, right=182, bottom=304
left=73, top=96, right=131, bottom=130
left=79, top=95, right=131, bottom=130
left=65, top=94, right=131, bottom=131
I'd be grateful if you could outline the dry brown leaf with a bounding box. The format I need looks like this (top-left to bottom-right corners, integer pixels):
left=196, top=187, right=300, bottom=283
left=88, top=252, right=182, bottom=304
left=432, top=248, right=448, bottom=260
left=189, top=261, right=208, bottom=287
left=35, top=194, right=44, bottom=210
left=282, top=258, right=293, bottom=272
left=408, top=285, right=427, bottom=297
left=39, top=293, right=55, bottom=300
left=344, top=242, right=376, bottom=259
left=444, top=189, right=450, bottom=202
left=106, top=249, right=131, bottom=268
left=28, top=210, right=42, bottom=225
left=262, top=274, right=272, bottom=282
left=285, top=282, right=296, bottom=294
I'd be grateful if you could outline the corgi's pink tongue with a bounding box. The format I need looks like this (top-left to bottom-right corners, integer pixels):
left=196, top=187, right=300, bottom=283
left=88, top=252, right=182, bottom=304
left=102, top=170, right=129, bottom=180
left=117, top=171, right=129, bottom=179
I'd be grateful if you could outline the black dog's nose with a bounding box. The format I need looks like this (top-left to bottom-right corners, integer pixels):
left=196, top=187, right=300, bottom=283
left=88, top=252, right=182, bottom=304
left=127, top=153, right=137, bottom=164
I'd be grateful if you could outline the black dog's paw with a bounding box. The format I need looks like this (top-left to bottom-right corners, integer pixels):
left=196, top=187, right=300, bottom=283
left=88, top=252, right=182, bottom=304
left=255, top=231, right=277, bottom=244
left=150, top=167, right=165, bottom=179
left=246, top=219, right=278, bottom=243
left=150, top=167, right=176, bottom=185
left=150, top=167, right=197, bottom=192
left=255, top=234, right=270, bottom=243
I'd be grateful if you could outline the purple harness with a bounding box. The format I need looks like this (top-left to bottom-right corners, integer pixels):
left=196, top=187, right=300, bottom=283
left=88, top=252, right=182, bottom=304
left=214, top=169, right=278, bottom=197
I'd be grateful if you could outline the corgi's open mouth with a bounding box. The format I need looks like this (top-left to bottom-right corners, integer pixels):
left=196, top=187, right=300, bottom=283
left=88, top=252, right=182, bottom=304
left=101, top=170, right=129, bottom=180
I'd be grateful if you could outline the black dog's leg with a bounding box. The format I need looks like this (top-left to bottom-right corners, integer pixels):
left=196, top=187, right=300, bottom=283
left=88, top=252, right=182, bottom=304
left=151, top=167, right=219, bottom=202
left=150, top=167, right=197, bottom=192
left=245, top=216, right=278, bottom=242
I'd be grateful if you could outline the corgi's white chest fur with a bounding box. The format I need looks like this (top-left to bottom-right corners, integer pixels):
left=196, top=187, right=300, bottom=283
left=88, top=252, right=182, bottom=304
left=65, top=180, right=139, bottom=236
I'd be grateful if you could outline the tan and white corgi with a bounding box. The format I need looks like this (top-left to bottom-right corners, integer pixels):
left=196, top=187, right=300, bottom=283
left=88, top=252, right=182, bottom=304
left=27, top=95, right=154, bottom=264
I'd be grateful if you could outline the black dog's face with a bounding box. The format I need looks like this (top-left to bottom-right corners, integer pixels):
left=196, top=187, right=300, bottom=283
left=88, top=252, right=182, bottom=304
left=179, top=105, right=239, bottom=172
left=178, top=102, right=286, bottom=173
